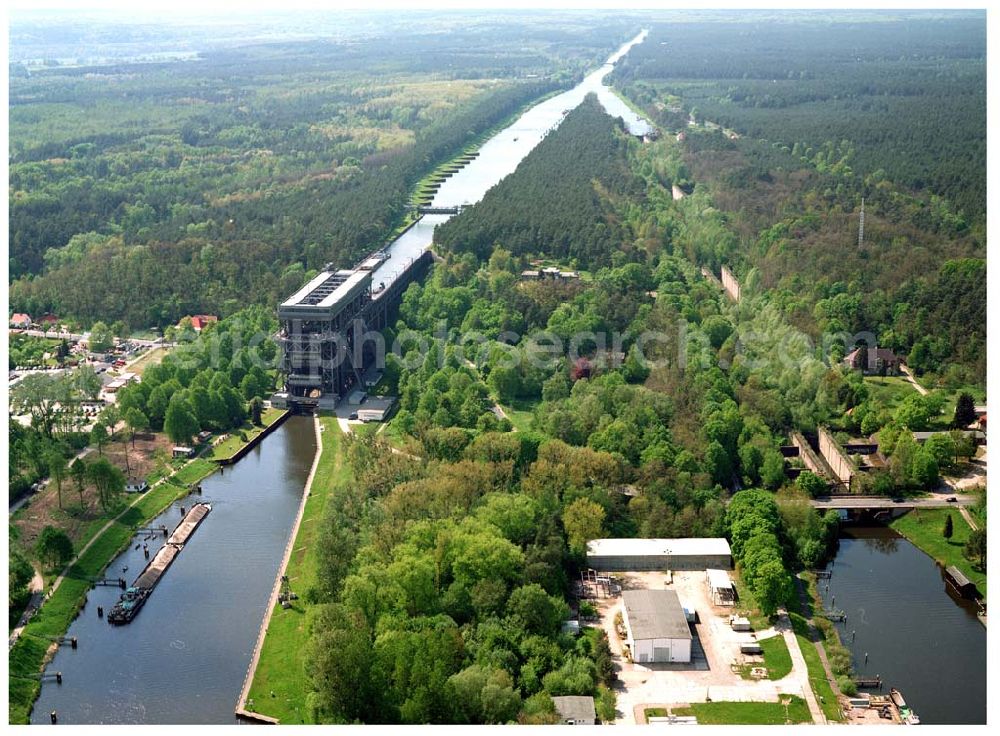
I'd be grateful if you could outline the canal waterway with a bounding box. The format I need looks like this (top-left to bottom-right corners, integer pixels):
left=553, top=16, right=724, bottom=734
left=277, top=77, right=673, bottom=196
left=30, top=416, right=316, bottom=724
left=817, top=526, right=986, bottom=725
left=370, top=29, right=653, bottom=289
left=29, top=30, right=655, bottom=724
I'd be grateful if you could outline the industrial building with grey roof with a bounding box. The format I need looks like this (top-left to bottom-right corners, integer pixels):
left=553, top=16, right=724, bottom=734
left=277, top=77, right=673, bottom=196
left=586, top=537, right=732, bottom=571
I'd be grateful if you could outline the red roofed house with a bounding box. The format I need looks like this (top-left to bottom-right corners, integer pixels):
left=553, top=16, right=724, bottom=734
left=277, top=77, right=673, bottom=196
left=38, top=314, right=59, bottom=326
left=190, top=315, right=218, bottom=332
left=842, top=346, right=900, bottom=376
left=10, top=313, right=32, bottom=329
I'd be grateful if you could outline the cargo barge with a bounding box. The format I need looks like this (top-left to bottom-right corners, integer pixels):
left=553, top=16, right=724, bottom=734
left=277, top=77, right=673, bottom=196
left=107, top=503, right=211, bottom=625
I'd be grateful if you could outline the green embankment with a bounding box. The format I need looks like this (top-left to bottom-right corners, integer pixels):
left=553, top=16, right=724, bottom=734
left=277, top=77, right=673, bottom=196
left=8, top=462, right=218, bottom=723
left=208, top=409, right=286, bottom=461
left=890, top=508, right=985, bottom=596
left=796, top=633, right=843, bottom=722
left=672, top=696, right=812, bottom=724
left=409, top=87, right=563, bottom=208
left=739, top=634, right=792, bottom=681
left=245, top=418, right=348, bottom=724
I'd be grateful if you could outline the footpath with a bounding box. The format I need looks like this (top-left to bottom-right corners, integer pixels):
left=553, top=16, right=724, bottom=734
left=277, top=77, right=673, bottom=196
left=776, top=611, right=826, bottom=725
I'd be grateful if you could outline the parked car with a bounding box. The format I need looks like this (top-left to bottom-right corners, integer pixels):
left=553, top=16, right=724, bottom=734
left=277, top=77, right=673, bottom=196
left=946, top=496, right=958, bottom=503
left=349, top=412, right=358, bottom=420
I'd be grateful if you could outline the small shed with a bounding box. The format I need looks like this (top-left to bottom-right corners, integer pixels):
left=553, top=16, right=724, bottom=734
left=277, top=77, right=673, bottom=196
left=552, top=695, right=596, bottom=725
left=944, top=566, right=979, bottom=598
left=173, top=446, right=195, bottom=459
left=707, top=568, right=736, bottom=606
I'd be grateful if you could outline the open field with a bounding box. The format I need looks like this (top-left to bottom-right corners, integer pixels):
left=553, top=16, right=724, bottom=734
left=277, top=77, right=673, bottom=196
left=501, top=397, right=539, bottom=432
left=245, top=418, right=348, bottom=723
left=890, top=508, right=985, bottom=596
left=672, top=695, right=812, bottom=724
left=126, top=346, right=170, bottom=375
left=862, top=375, right=921, bottom=413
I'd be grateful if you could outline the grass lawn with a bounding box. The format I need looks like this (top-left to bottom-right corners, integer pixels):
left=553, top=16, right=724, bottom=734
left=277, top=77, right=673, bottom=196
left=502, top=397, right=539, bottom=433
left=245, top=418, right=348, bottom=723
left=739, top=634, right=792, bottom=680
left=929, top=385, right=986, bottom=430
left=208, top=409, right=285, bottom=461
left=796, top=633, right=843, bottom=722
left=863, top=375, right=919, bottom=412
left=673, top=696, right=812, bottom=724
left=127, top=346, right=170, bottom=375
left=890, top=508, right=985, bottom=596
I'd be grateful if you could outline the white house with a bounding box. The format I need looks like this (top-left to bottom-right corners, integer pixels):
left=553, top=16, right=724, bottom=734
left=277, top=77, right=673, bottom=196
left=622, top=589, right=692, bottom=664
left=126, top=477, right=149, bottom=494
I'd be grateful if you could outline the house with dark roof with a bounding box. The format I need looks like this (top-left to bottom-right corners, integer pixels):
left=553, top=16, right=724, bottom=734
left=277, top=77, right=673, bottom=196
left=842, top=346, right=900, bottom=375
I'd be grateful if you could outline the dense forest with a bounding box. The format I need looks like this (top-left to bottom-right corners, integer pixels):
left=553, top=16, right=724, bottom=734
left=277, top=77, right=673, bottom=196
left=613, top=15, right=987, bottom=226
left=8, top=20, right=635, bottom=327
left=608, top=15, right=986, bottom=386
left=434, top=95, right=645, bottom=267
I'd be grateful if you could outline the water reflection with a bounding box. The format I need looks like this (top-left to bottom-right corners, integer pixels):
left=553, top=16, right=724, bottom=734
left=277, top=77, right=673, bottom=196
left=819, top=526, right=985, bottom=724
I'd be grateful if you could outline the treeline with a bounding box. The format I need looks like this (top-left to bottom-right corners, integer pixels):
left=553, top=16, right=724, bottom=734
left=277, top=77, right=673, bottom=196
left=614, top=16, right=986, bottom=225
left=727, top=488, right=838, bottom=614
left=10, top=80, right=559, bottom=328
left=434, top=95, right=645, bottom=267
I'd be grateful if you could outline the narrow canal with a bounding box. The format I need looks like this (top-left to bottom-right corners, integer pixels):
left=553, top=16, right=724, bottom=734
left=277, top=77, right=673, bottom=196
left=30, top=416, right=316, bottom=724
left=818, top=526, right=986, bottom=725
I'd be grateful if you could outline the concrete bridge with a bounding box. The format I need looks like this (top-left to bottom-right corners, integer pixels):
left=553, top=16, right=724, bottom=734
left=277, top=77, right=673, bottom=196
left=810, top=494, right=975, bottom=510
left=415, top=205, right=464, bottom=215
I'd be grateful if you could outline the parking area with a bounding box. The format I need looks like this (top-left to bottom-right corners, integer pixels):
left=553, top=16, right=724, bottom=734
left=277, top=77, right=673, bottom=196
left=593, top=570, right=808, bottom=724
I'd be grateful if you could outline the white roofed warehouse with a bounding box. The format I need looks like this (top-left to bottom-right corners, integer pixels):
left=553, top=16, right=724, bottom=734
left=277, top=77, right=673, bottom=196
left=621, top=589, right=692, bottom=664
left=586, top=538, right=732, bottom=572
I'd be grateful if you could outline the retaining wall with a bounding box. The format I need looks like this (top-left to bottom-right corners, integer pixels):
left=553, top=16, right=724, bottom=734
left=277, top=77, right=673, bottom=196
left=720, top=265, right=741, bottom=302
left=818, top=426, right=856, bottom=490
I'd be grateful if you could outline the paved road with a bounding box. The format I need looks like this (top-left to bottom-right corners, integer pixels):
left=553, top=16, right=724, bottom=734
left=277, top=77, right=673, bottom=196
left=811, top=494, right=974, bottom=510
left=13, top=328, right=164, bottom=348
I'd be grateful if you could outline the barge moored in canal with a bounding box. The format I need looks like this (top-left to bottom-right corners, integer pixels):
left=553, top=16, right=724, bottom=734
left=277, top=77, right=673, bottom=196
left=107, top=503, right=211, bottom=625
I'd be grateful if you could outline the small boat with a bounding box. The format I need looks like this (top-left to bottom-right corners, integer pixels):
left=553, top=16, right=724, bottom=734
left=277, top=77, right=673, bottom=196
left=107, top=586, right=150, bottom=625
left=890, top=688, right=920, bottom=725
